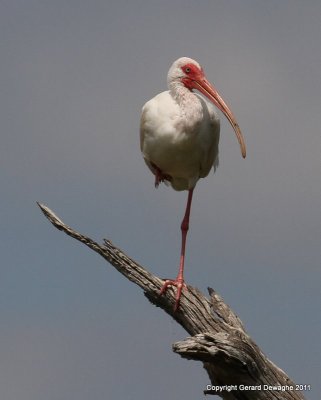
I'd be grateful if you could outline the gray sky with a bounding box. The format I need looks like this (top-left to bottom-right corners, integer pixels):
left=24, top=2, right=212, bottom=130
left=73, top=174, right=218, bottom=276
left=1, top=0, right=320, bottom=399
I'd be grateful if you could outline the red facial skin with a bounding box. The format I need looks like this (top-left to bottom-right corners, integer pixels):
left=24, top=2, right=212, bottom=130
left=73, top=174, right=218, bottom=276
left=180, top=63, right=205, bottom=89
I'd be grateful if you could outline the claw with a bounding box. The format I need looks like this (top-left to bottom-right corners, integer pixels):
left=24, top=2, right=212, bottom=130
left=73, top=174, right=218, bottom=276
left=151, top=163, right=171, bottom=188
left=160, top=278, right=187, bottom=311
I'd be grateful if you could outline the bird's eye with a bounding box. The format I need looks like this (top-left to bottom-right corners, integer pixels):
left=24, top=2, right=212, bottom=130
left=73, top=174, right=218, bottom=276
left=185, top=67, right=191, bottom=73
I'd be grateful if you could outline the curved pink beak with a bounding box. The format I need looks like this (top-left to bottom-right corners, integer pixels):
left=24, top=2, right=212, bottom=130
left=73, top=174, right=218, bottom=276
left=192, top=77, right=246, bottom=158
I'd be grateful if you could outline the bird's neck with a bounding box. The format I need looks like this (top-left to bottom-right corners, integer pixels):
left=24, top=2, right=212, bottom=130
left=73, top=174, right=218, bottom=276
left=169, top=82, right=203, bottom=122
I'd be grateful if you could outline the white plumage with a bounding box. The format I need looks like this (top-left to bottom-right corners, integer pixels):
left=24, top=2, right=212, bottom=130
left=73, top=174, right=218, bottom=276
left=141, top=89, right=220, bottom=190
left=140, top=57, right=246, bottom=311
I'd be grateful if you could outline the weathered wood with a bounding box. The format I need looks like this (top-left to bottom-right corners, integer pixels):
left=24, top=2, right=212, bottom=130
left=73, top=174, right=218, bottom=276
left=37, top=202, right=306, bottom=400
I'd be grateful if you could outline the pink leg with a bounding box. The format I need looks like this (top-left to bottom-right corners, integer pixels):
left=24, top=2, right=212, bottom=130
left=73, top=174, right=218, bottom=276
left=160, top=188, right=194, bottom=311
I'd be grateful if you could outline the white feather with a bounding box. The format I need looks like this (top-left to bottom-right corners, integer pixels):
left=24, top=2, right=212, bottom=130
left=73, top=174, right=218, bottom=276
left=140, top=79, right=220, bottom=191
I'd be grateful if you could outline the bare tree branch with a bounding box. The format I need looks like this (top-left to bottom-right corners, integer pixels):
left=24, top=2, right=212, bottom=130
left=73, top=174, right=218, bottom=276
left=37, top=202, right=306, bottom=400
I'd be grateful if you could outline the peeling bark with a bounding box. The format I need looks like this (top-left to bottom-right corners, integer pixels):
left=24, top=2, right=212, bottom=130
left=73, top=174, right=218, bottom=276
left=37, top=202, right=306, bottom=400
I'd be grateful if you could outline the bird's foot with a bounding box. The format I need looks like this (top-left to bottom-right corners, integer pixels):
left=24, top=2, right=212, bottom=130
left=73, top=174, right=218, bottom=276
left=160, top=277, right=187, bottom=311
left=152, top=163, right=171, bottom=188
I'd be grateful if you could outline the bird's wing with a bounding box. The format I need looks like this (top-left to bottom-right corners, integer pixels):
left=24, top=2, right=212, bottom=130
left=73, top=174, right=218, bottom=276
left=199, top=102, right=220, bottom=178
left=140, top=102, right=158, bottom=176
left=140, top=105, right=148, bottom=152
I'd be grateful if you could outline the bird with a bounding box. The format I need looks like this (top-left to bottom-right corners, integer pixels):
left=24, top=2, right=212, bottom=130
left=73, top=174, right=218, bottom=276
left=140, top=57, right=246, bottom=311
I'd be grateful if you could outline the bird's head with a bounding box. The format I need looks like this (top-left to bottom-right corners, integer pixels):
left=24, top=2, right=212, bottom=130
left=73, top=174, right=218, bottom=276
left=168, top=57, right=246, bottom=159
left=167, top=57, right=204, bottom=86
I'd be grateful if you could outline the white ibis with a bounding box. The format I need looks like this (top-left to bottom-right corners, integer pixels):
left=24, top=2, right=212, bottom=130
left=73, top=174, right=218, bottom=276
left=140, top=57, right=246, bottom=311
